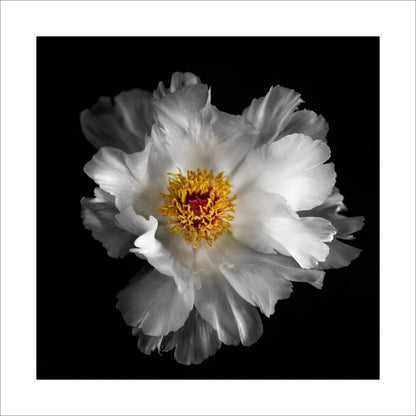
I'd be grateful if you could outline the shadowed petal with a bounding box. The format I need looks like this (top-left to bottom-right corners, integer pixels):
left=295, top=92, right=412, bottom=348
left=81, top=89, right=154, bottom=153
left=332, top=216, right=365, bottom=239
left=132, top=328, right=163, bottom=355
left=167, top=308, right=222, bottom=365
left=81, top=188, right=135, bottom=258
left=153, top=71, right=201, bottom=99
left=317, top=239, right=362, bottom=269
left=279, top=109, right=329, bottom=142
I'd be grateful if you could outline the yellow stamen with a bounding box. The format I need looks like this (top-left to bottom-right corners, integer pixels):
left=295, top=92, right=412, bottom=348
left=157, top=168, right=236, bottom=248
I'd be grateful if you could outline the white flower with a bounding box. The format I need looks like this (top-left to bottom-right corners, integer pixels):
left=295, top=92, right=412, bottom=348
left=81, top=72, right=364, bottom=365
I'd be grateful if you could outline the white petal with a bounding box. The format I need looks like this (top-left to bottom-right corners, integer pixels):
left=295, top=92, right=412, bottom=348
left=233, top=134, right=336, bottom=211
left=266, top=216, right=336, bottom=268
left=278, top=109, right=329, bottom=142
left=130, top=216, right=172, bottom=275
left=130, top=218, right=196, bottom=293
left=81, top=89, right=153, bottom=153
left=232, top=191, right=336, bottom=269
left=153, top=71, right=201, bottom=99
left=83, top=146, right=151, bottom=212
left=317, top=239, right=362, bottom=269
left=81, top=188, right=135, bottom=258
left=194, top=269, right=263, bottom=346
left=116, top=269, right=193, bottom=337
left=243, top=85, right=302, bottom=146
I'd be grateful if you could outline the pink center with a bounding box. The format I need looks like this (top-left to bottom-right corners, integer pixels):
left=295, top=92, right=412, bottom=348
left=181, top=186, right=221, bottom=229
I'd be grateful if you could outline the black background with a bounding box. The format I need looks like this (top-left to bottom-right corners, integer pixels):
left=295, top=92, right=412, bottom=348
left=37, top=37, right=379, bottom=379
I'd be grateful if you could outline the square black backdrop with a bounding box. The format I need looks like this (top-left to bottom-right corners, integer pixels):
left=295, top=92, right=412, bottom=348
left=37, top=37, right=379, bottom=379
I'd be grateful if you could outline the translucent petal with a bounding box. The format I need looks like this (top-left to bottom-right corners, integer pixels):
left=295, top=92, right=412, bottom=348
left=116, top=269, right=193, bottom=337
left=168, top=308, right=222, bottom=365
left=194, top=269, right=263, bottom=346
left=132, top=308, right=222, bottom=365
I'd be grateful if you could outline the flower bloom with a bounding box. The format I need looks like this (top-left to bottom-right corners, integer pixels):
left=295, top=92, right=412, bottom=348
left=81, top=72, right=364, bottom=365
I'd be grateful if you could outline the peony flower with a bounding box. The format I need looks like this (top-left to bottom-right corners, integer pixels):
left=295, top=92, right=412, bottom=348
left=81, top=72, right=364, bottom=365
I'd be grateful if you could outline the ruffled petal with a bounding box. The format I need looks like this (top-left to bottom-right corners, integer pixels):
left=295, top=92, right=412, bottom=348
left=80, top=89, right=154, bottom=153
left=151, top=82, right=257, bottom=176
left=81, top=188, right=135, bottom=258
left=129, top=218, right=196, bottom=293
left=153, top=83, right=209, bottom=134
left=299, top=189, right=364, bottom=269
left=300, top=188, right=365, bottom=238
left=205, top=108, right=257, bottom=174
left=233, top=134, right=336, bottom=212
left=116, top=269, right=193, bottom=337
left=194, top=269, right=263, bottom=346
left=317, top=239, right=362, bottom=269
left=278, top=109, right=329, bottom=142
left=153, top=71, right=201, bottom=99
left=243, top=85, right=302, bottom=147
left=83, top=146, right=151, bottom=212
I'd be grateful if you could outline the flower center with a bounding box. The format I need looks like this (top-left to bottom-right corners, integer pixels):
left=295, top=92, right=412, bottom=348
left=158, top=168, right=237, bottom=248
